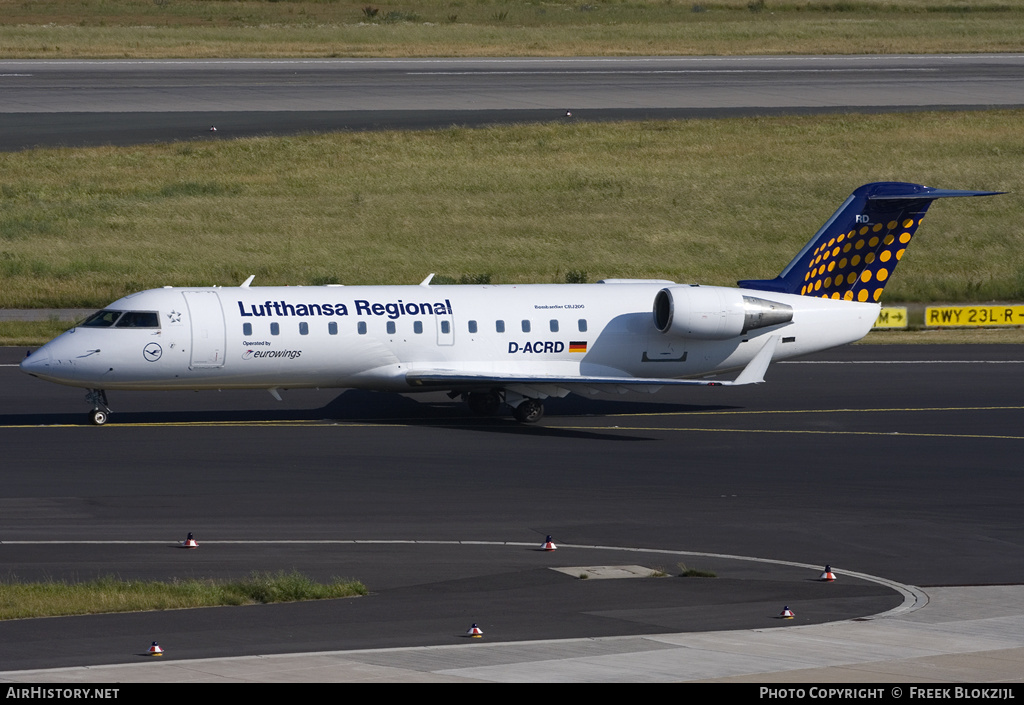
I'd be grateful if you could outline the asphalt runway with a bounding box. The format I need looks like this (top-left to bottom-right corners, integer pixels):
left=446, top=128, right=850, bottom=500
left=2, top=343, right=1023, bottom=673
left=1, top=54, right=1023, bottom=150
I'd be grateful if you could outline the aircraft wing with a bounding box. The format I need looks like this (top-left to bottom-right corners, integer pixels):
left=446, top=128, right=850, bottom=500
left=407, top=371, right=727, bottom=398
left=407, top=336, right=779, bottom=397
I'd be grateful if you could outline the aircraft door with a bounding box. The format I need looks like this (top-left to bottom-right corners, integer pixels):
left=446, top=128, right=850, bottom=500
left=182, top=290, right=226, bottom=368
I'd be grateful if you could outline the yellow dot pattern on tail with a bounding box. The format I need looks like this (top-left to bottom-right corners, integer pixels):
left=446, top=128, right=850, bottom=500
left=801, top=218, right=920, bottom=302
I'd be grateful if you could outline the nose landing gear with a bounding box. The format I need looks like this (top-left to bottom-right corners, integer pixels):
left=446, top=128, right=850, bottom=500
left=85, top=389, right=111, bottom=426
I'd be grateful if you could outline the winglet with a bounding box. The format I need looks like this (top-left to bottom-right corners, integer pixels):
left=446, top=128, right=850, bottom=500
left=730, top=335, right=779, bottom=385
left=240, top=275, right=255, bottom=288
left=420, top=273, right=435, bottom=287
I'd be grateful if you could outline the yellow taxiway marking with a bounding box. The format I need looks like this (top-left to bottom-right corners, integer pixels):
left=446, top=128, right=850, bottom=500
left=4, top=405, right=1024, bottom=435
left=1, top=420, right=398, bottom=429
left=609, top=405, right=1024, bottom=418
left=553, top=426, right=1024, bottom=441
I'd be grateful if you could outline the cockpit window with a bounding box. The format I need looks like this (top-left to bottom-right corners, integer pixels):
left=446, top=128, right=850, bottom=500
left=114, top=311, right=160, bottom=328
left=80, top=310, right=124, bottom=328
left=80, top=310, right=161, bottom=329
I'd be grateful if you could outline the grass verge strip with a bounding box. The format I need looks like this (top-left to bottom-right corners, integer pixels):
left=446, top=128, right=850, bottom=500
left=0, top=571, right=367, bottom=620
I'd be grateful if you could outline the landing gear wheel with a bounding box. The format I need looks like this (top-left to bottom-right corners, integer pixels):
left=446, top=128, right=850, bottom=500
left=467, top=391, right=502, bottom=416
left=85, top=389, right=111, bottom=426
left=512, top=399, right=545, bottom=423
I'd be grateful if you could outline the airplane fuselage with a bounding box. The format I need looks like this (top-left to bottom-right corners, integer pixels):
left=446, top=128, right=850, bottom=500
left=21, top=282, right=877, bottom=393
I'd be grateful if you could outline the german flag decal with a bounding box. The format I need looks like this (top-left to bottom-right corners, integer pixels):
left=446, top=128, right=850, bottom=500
left=569, top=341, right=587, bottom=353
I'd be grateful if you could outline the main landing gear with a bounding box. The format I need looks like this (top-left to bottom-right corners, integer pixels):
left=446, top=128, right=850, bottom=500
left=511, top=398, right=545, bottom=423
left=85, top=389, right=111, bottom=426
left=466, top=391, right=502, bottom=416
left=464, top=390, right=545, bottom=424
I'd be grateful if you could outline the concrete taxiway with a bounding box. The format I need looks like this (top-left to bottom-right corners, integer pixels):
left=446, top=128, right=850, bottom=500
left=2, top=586, right=1022, bottom=683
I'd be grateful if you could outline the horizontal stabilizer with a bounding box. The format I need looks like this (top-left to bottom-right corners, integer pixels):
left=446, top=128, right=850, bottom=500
left=869, top=188, right=1004, bottom=200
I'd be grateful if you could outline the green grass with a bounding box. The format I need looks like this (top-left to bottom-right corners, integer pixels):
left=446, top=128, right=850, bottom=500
left=0, top=110, right=1020, bottom=309
left=0, top=0, right=1021, bottom=58
left=0, top=571, right=367, bottom=620
left=860, top=328, right=1024, bottom=345
left=0, top=320, right=79, bottom=347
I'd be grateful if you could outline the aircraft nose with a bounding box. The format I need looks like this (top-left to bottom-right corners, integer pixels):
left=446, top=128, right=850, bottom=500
left=19, top=343, right=77, bottom=383
left=19, top=347, right=51, bottom=376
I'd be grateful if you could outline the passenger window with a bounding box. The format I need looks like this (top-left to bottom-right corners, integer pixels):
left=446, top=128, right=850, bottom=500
left=522, top=320, right=531, bottom=333
left=468, top=320, right=478, bottom=334
left=496, top=320, right=505, bottom=333
left=328, top=322, right=338, bottom=335
left=270, top=322, right=280, bottom=336
left=414, top=321, right=423, bottom=334
left=578, top=319, right=587, bottom=332
left=387, top=321, right=396, bottom=335
left=243, top=323, right=252, bottom=336
left=550, top=320, right=558, bottom=332
left=441, top=320, right=450, bottom=334
left=299, top=322, right=309, bottom=335
left=357, top=321, right=367, bottom=335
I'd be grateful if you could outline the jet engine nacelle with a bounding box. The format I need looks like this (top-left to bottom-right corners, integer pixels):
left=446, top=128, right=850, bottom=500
left=653, top=286, right=793, bottom=340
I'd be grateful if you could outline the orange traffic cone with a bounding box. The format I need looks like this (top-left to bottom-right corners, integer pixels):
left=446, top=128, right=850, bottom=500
left=147, top=641, right=164, bottom=656
left=467, top=623, right=483, bottom=638
left=779, top=606, right=795, bottom=619
left=819, top=564, right=836, bottom=582
left=541, top=535, right=557, bottom=551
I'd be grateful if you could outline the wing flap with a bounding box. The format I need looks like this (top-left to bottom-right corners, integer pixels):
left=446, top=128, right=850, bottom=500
left=406, top=371, right=727, bottom=389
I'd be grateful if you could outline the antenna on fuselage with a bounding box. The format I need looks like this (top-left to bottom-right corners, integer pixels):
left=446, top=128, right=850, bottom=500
left=419, top=273, right=435, bottom=287
left=240, top=275, right=255, bottom=288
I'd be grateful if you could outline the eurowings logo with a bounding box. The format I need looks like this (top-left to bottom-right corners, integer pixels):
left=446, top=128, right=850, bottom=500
left=243, top=349, right=302, bottom=360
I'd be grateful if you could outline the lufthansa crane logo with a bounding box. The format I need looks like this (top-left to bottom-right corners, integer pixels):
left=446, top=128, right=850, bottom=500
left=143, top=343, right=163, bottom=362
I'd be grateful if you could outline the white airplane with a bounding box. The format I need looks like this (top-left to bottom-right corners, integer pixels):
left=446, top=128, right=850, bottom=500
left=21, top=182, right=1000, bottom=425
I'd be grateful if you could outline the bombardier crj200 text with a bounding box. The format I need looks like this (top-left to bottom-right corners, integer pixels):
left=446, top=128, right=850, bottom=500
left=21, top=182, right=1001, bottom=425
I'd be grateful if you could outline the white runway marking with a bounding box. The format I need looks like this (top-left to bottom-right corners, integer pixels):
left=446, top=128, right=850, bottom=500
left=409, top=68, right=938, bottom=76
left=0, top=539, right=924, bottom=619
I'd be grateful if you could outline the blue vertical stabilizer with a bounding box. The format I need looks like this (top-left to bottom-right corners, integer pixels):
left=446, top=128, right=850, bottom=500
left=737, top=182, right=1003, bottom=302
